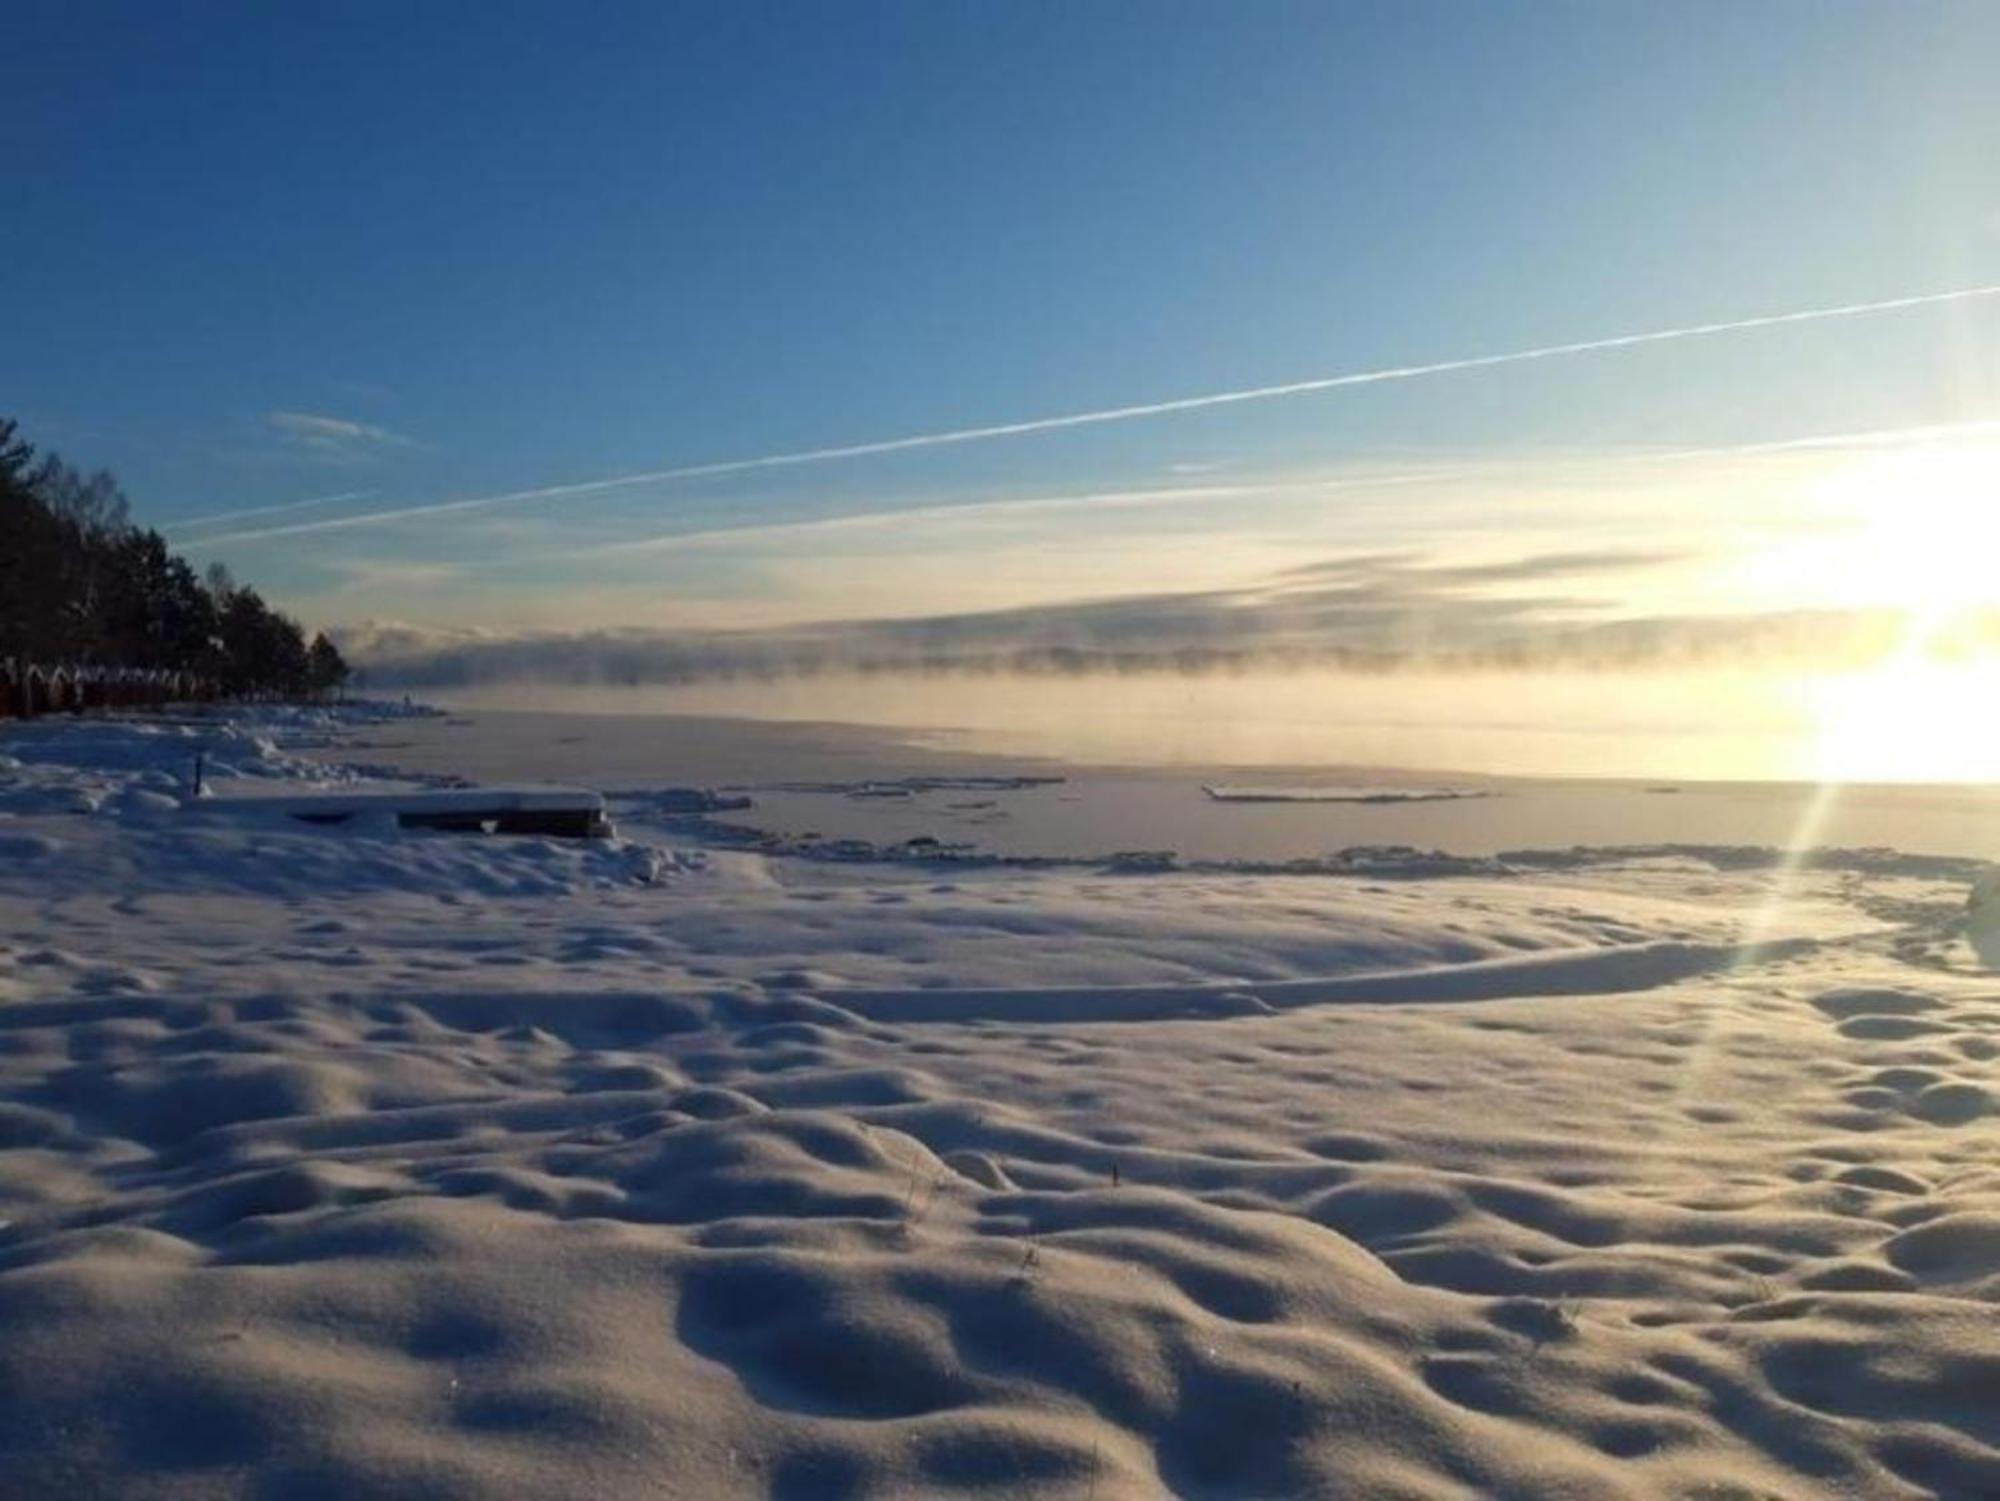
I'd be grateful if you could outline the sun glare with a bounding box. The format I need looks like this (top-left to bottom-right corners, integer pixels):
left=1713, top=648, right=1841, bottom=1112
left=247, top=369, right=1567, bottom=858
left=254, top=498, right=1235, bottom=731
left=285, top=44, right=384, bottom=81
left=1798, top=436, right=2000, bottom=783
left=1813, top=437, right=2000, bottom=611
left=1808, top=657, right=2000, bottom=782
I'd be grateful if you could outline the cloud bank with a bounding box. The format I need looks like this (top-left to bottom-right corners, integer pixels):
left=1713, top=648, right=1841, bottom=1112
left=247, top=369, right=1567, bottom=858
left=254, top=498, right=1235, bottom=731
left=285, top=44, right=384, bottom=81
left=338, top=547, right=1990, bottom=690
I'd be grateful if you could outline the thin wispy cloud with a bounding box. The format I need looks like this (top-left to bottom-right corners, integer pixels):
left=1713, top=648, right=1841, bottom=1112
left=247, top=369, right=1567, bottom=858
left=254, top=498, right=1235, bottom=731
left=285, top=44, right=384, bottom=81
left=1589, top=417, right=2000, bottom=468
left=198, top=283, right=2000, bottom=547
left=548, top=484, right=1257, bottom=563
left=265, top=410, right=420, bottom=453
left=1275, top=548, right=1694, bottom=588
left=505, top=471, right=1471, bottom=573
left=319, top=558, right=466, bottom=593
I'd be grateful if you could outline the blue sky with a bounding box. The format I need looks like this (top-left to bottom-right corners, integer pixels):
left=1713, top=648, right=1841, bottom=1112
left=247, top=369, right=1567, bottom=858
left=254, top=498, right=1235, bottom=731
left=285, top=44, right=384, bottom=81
left=7, top=1, right=2000, bottom=635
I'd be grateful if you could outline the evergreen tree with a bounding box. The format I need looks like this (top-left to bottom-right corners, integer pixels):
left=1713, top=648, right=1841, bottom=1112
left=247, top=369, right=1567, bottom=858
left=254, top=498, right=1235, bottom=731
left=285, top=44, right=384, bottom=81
left=306, top=633, right=350, bottom=699
left=1, top=415, right=334, bottom=700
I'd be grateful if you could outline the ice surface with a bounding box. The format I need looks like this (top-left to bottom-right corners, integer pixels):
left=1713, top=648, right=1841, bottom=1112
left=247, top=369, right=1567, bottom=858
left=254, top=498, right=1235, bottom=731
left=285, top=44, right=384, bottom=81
left=1202, top=784, right=1488, bottom=803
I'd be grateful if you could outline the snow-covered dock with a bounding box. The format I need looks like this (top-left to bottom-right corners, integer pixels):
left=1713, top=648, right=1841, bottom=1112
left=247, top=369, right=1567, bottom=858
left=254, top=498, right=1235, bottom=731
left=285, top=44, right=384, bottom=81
left=203, top=784, right=612, bottom=838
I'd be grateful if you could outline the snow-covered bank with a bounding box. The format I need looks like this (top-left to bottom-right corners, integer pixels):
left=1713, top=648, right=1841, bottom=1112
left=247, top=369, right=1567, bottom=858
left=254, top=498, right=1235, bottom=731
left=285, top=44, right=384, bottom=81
left=2, top=710, right=1997, bottom=1497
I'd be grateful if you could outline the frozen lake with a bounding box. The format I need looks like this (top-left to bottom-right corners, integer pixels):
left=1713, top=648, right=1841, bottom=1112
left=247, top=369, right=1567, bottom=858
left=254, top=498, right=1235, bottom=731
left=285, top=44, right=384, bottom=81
left=312, top=708, right=2000, bottom=862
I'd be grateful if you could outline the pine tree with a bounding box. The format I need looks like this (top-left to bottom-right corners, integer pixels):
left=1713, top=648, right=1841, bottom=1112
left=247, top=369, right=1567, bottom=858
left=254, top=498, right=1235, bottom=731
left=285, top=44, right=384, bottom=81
left=306, top=634, right=350, bottom=700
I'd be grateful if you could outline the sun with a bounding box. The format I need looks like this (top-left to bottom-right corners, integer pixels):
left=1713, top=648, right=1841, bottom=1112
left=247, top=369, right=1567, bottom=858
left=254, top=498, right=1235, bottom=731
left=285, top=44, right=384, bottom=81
left=1796, top=435, right=2000, bottom=783
left=1807, top=656, right=2000, bottom=783
left=1797, top=436, right=2000, bottom=610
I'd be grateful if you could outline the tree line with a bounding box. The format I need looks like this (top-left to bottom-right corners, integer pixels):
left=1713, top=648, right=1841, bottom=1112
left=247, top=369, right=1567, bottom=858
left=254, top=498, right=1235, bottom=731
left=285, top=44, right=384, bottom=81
left=0, top=416, right=348, bottom=699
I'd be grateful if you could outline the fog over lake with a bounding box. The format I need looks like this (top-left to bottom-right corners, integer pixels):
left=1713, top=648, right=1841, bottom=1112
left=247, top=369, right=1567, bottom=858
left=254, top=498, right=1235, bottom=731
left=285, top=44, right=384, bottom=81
left=419, top=662, right=1995, bottom=784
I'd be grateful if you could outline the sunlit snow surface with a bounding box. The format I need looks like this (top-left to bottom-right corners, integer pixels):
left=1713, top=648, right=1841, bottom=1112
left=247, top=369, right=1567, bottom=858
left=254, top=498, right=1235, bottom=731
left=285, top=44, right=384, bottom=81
left=1, top=705, right=1997, bottom=1498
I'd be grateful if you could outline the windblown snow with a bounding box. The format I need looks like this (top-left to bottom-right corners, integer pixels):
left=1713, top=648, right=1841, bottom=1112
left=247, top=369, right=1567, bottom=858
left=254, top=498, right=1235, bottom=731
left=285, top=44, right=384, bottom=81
left=1, top=707, right=1997, bottom=1499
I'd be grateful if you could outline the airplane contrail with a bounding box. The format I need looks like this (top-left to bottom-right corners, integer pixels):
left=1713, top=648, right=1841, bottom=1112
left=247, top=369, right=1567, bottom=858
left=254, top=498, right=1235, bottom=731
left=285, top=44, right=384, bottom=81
left=163, top=489, right=376, bottom=536
left=529, top=471, right=1500, bottom=567
left=189, top=282, right=2000, bottom=548
left=515, top=416, right=2000, bottom=570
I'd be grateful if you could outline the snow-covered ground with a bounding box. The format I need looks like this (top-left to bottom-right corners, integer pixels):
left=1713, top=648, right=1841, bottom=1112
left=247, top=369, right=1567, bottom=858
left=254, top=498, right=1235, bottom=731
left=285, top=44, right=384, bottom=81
left=2, top=707, right=1997, bottom=1498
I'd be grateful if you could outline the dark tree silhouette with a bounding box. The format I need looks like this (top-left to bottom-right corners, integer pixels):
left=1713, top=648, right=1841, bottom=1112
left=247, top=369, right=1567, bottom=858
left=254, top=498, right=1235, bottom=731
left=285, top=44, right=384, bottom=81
left=307, top=633, right=351, bottom=699
left=2, top=414, right=339, bottom=701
